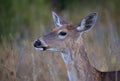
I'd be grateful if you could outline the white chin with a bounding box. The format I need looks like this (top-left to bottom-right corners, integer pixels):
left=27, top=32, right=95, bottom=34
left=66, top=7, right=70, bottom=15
left=35, top=48, right=60, bottom=52
left=35, top=48, right=44, bottom=51
left=47, top=48, right=59, bottom=52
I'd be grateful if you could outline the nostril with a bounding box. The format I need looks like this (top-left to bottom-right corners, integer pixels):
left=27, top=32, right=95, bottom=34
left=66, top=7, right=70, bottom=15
left=33, top=39, right=41, bottom=47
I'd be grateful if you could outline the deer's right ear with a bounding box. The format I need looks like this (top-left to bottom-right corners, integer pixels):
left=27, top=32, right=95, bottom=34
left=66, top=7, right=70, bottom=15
left=52, top=11, right=68, bottom=27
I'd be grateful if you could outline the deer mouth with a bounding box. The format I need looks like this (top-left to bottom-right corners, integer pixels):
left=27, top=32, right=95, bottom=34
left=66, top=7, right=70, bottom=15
left=33, top=39, right=49, bottom=51
left=33, top=39, right=60, bottom=52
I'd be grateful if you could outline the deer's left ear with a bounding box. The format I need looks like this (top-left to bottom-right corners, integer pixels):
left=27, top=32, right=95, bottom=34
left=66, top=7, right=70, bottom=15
left=76, top=12, right=97, bottom=32
left=52, top=11, right=68, bottom=27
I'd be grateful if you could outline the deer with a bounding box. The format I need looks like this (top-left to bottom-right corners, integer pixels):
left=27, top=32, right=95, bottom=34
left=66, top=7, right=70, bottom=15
left=33, top=12, right=120, bottom=81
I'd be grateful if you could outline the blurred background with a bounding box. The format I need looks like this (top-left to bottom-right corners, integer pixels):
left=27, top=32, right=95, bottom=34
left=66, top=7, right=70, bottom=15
left=0, top=0, right=120, bottom=81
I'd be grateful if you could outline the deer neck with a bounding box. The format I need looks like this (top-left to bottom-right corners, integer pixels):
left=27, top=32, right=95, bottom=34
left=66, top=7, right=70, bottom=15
left=61, top=37, right=100, bottom=81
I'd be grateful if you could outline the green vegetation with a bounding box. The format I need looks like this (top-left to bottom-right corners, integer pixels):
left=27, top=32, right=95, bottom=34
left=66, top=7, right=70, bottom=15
left=0, top=0, right=50, bottom=42
left=0, top=0, right=120, bottom=81
left=0, top=0, right=120, bottom=42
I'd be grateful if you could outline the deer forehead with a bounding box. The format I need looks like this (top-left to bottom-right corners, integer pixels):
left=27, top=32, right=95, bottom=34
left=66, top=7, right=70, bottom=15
left=52, top=24, right=74, bottom=32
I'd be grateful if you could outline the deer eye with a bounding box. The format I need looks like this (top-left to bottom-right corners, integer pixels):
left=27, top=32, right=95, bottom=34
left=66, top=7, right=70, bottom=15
left=58, top=30, right=67, bottom=39
left=59, top=31, right=67, bottom=36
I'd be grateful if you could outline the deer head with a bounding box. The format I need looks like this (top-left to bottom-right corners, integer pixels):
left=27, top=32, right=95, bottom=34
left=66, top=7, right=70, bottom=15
left=33, top=12, right=97, bottom=52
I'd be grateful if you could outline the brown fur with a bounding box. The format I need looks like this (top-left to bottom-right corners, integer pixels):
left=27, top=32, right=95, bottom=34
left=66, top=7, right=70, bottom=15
left=34, top=12, right=120, bottom=81
left=40, top=25, right=120, bottom=81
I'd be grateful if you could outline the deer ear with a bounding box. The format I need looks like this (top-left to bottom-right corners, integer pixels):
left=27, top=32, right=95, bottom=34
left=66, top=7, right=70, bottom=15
left=52, top=11, right=68, bottom=27
left=76, top=12, right=97, bottom=32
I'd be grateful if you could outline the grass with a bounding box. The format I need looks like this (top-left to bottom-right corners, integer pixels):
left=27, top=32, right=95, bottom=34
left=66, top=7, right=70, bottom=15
left=0, top=40, right=68, bottom=81
left=0, top=7, right=120, bottom=81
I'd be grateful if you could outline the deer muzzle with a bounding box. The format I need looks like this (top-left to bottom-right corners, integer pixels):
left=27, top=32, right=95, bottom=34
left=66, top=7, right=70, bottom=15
left=33, top=39, right=49, bottom=51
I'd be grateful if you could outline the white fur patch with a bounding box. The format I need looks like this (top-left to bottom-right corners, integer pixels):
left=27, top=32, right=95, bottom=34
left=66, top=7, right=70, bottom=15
left=61, top=49, right=72, bottom=65
left=52, top=11, right=62, bottom=27
left=58, top=35, right=66, bottom=39
left=67, top=70, right=78, bottom=81
left=76, top=18, right=86, bottom=31
left=35, top=47, right=60, bottom=52
left=35, top=48, right=43, bottom=51
left=47, top=48, right=59, bottom=52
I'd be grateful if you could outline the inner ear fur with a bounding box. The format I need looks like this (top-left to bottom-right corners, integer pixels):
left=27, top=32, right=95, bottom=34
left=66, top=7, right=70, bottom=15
left=76, top=12, right=97, bottom=32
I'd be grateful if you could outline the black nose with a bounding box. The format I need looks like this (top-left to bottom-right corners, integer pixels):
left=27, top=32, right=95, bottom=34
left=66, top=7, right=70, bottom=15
left=33, top=39, right=41, bottom=48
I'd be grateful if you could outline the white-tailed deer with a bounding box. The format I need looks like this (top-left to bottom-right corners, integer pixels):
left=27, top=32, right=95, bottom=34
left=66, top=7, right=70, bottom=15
left=33, top=12, right=120, bottom=81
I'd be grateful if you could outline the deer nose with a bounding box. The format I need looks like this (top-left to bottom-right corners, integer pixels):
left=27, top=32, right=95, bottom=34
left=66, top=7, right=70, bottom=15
left=33, top=39, right=41, bottom=48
